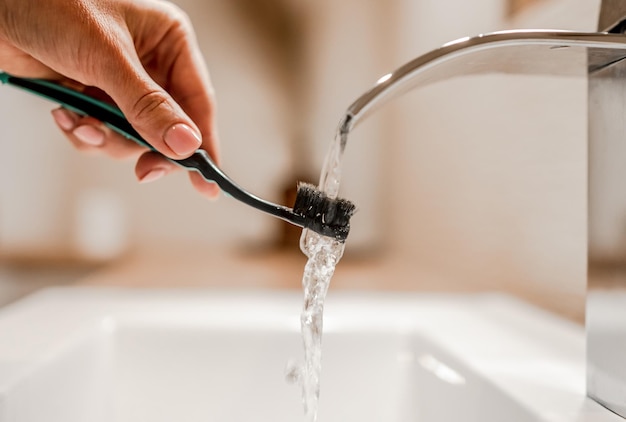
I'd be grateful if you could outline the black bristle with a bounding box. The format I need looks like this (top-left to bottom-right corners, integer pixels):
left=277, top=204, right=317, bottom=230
left=293, top=183, right=356, bottom=241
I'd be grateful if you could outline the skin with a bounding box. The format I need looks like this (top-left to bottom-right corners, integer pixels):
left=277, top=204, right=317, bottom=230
left=0, top=0, right=220, bottom=198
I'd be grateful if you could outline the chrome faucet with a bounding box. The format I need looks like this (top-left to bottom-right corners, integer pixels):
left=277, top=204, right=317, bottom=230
left=331, top=1, right=626, bottom=418
left=588, top=1, right=626, bottom=418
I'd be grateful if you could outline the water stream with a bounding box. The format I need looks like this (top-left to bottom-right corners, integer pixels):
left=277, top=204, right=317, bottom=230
left=287, top=124, right=350, bottom=422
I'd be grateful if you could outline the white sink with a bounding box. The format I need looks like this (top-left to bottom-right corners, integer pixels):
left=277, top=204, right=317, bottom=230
left=0, top=288, right=618, bottom=421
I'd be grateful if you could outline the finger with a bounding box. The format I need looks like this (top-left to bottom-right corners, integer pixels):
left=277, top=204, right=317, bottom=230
left=94, top=51, right=202, bottom=161
left=135, top=150, right=180, bottom=183
left=170, top=51, right=222, bottom=198
left=134, top=152, right=219, bottom=199
left=163, top=19, right=221, bottom=197
left=51, top=108, right=145, bottom=159
left=116, top=24, right=220, bottom=197
left=189, top=171, right=220, bottom=200
left=166, top=28, right=220, bottom=165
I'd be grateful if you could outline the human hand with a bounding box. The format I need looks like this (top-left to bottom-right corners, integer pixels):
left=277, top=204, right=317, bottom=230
left=0, top=0, right=220, bottom=198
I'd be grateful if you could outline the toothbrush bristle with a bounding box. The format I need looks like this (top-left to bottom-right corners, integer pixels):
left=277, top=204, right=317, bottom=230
left=293, top=183, right=356, bottom=241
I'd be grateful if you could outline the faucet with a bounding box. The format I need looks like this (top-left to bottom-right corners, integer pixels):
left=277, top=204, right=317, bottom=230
left=330, top=1, right=626, bottom=418
left=588, top=0, right=626, bottom=419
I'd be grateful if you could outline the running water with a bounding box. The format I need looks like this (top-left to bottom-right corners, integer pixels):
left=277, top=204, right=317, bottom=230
left=287, top=121, right=350, bottom=422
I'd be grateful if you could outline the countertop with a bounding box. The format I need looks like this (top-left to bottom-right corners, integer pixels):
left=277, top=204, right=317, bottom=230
left=77, top=244, right=585, bottom=324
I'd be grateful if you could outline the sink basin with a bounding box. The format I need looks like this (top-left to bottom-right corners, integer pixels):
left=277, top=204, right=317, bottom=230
left=0, top=288, right=617, bottom=421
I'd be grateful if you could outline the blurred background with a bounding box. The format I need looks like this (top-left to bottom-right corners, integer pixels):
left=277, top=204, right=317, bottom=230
left=0, top=0, right=597, bottom=320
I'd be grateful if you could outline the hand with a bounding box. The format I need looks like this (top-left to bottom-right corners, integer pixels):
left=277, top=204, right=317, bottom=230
left=0, top=0, right=220, bottom=198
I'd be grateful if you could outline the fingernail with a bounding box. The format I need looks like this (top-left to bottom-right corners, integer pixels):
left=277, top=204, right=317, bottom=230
left=73, top=125, right=105, bottom=146
left=51, top=108, right=77, bottom=131
left=139, top=168, right=167, bottom=184
left=164, top=123, right=201, bottom=156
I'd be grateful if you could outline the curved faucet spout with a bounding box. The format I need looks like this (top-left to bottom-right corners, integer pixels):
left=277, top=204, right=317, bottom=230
left=341, top=30, right=626, bottom=134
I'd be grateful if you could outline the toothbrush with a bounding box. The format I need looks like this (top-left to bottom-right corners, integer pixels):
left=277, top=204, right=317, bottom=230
left=0, top=72, right=355, bottom=241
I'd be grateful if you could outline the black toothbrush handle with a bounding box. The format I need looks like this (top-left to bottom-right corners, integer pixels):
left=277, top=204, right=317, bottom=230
left=0, top=72, right=306, bottom=224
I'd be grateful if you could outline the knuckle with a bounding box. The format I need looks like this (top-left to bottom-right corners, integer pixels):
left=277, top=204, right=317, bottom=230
left=129, top=90, right=171, bottom=126
left=161, top=2, right=193, bottom=33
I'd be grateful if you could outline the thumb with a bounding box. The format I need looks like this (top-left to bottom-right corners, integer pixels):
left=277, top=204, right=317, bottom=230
left=103, top=66, right=202, bottom=159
